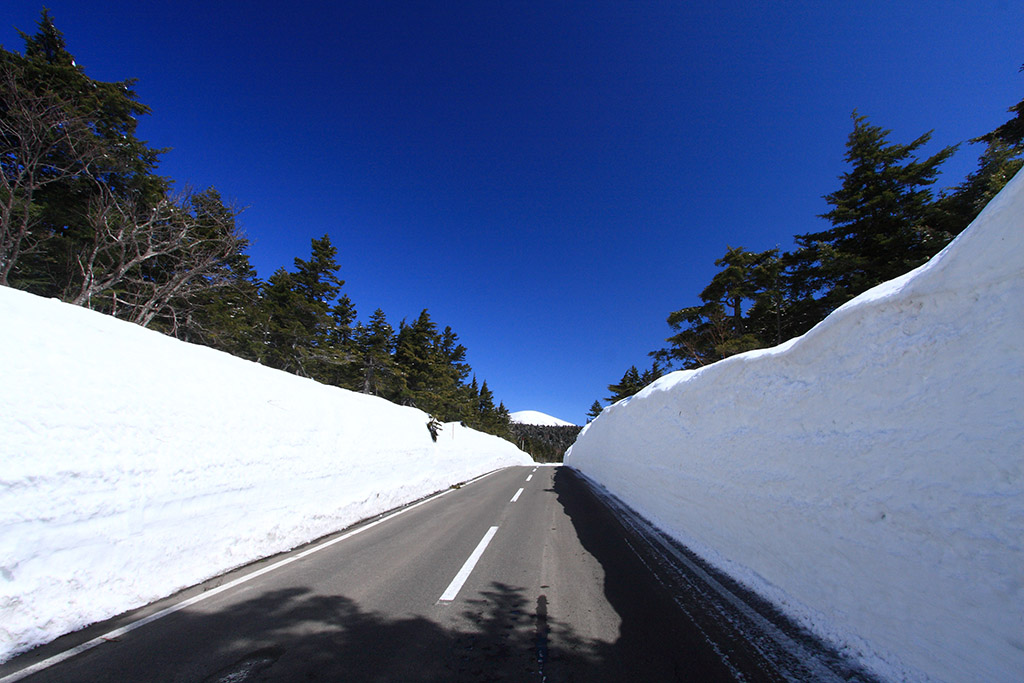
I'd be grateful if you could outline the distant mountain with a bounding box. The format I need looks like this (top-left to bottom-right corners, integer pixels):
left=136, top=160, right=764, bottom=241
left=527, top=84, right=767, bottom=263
left=509, top=410, right=575, bottom=427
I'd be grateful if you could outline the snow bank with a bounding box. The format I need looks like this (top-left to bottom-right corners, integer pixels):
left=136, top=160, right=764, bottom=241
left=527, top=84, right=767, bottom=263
left=566, top=171, right=1024, bottom=682
left=0, top=290, right=532, bottom=663
left=509, top=410, right=575, bottom=426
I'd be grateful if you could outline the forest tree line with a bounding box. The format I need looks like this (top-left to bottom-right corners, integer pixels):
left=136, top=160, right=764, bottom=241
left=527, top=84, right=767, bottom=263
left=0, top=12, right=512, bottom=438
left=508, top=424, right=583, bottom=463
left=590, top=68, right=1024, bottom=421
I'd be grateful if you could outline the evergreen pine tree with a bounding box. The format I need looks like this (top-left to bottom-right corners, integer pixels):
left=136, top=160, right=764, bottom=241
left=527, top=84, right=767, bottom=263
left=2, top=10, right=166, bottom=293
left=743, top=250, right=788, bottom=346
left=394, top=309, right=440, bottom=410
left=977, top=81, right=1024, bottom=149
left=654, top=246, right=781, bottom=368
left=786, top=112, right=955, bottom=329
left=259, top=235, right=350, bottom=380
left=434, top=324, right=472, bottom=420
left=172, top=194, right=261, bottom=359
left=933, top=75, right=1024, bottom=235
left=606, top=366, right=641, bottom=403
left=3, top=10, right=246, bottom=327
left=393, top=310, right=470, bottom=419
left=932, top=140, right=1022, bottom=236
left=352, top=308, right=398, bottom=396
left=477, top=378, right=495, bottom=414
left=605, top=363, right=662, bottom=403
left=652, top=301, right=731, bottom=369
left=261, top=268, right=309, bottom=374
left=492, top=401, right=512, bottom=439
left=698, top=246, right=780, bottom=356
left=183, top=255, right=263, bottom=361
left=292, top=235, right=343, bottom=304
left=476, top=379, right=496, bottom=426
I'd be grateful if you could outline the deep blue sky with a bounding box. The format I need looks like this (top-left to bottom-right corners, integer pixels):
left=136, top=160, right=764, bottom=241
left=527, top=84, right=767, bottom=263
left=5, top=1, right=1021, bottom=424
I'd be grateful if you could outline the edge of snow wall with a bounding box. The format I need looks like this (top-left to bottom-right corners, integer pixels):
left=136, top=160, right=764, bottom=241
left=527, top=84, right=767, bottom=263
left=566, top=170, right=1024, bottom=682
left=0, top=289, right=533, bottom=662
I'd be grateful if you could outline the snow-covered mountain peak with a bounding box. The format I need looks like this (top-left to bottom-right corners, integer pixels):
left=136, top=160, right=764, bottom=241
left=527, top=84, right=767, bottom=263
left=509, top=410, right=575, bottom=427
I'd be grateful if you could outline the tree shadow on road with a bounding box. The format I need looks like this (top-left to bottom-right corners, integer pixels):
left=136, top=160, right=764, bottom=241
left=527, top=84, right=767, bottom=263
left=24, top=581, right=627, bottom=682
left=16, top=468, right=816, bottom=683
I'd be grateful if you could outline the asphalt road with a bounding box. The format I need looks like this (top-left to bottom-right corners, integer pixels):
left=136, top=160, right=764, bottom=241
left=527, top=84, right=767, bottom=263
left=1, top=465, right=872, bottom=682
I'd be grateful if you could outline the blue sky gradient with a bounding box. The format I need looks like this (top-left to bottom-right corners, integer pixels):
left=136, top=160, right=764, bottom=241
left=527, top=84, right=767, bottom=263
left=4, top=1, right=1021, bottom=424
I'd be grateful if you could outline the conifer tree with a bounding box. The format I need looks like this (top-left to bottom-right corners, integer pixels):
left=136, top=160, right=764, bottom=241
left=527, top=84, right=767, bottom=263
left=434, top=325, right=472, bottom=419
left=292, top=235, right=343, bottom=304
left=606, top=366, right=641, bottom=403
left=474, top=379, right=495, bottom=426
left=606, top=363, right=663, bottom=403
left=493, top=401, right=512, bottom=437
left=1, top=10, right=166, bottom=293
left=393, top=310, right=471, bottom=419
left=698, top=246, right=781, bottom=356
left=654, top=246, right=783, bottom=368
left=2, top=10, right=247, bottom=330
left=393, top=309, right=440, bottom=410
left=477, top=378, right=496, bottom=414
left=261, top=268, right=308, bottom=374
left=933, top=75, right=1024, bottom=235
left=15, top=10, right=162, bottom=189
left=260, top=235, right=349, bottom=380
left=652, top=301, right=731, bottom=369
left=932, top=140, right=1022, bottom=236
left=786, top=112, right=955, bottom=327
left=353, top=308, right=398, bottom=396
left=743, top=250, right=787, bottom=346
left=978, top=81, right=1024, bottom=150
left=180, top=244, right=263, bottom=360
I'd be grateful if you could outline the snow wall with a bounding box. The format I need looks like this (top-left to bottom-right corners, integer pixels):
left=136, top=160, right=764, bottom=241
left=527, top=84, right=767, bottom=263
left=0, top=289, right=533, bottom=662
left=566, top=171, right=1024, bottom=683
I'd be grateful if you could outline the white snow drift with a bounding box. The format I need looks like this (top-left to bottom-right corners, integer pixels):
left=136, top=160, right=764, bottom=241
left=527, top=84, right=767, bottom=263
left=567, top=171, right=1024, bottom=683
left=0, top=290, right=532, bottom=663
left=509, top=410, right=575, bottom=426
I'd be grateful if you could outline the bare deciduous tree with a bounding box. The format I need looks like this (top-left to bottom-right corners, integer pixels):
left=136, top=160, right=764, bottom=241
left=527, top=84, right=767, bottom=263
left=0, top=60, right=100, bottom=285
left=70, top=185, right=246, bottom=330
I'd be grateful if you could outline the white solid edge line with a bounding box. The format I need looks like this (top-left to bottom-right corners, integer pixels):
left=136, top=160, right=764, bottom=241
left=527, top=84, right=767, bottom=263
left=510, top=488, right=524, bottom=503
left=0, top=470, right=505, bottom=683
left=439, top=526, right=500, bottom=602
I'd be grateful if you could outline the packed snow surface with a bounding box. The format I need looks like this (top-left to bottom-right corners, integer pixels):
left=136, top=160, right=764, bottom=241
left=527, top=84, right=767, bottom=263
left=567, top=171, right=1024, bottom=683
left=0, top=290, right=532, bottom=663
left=509, top=410, right=575, bottom=426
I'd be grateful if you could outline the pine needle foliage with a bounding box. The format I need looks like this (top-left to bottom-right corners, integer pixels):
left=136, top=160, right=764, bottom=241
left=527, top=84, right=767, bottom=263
left=1, top=12, right=517, bottom=444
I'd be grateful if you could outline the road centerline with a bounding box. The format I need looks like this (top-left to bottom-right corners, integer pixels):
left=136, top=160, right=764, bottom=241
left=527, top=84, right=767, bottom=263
left=439, top=526, right=500, bottom=602
left=510, top=488, right=524, bottom=503
left=0, top=469, right=509, bottom=683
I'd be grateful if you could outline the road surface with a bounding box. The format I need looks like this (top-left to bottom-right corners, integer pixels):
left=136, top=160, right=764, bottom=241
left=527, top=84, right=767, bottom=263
left=0, top=465, right=871, bottom=682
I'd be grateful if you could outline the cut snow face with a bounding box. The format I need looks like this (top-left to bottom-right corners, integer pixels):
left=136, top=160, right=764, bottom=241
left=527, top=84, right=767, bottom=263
left=0, top=289, right=532, bottom=663
left=566, top=170, right=1024, bottom=683
left=509, top=410, right=576, bottom=427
